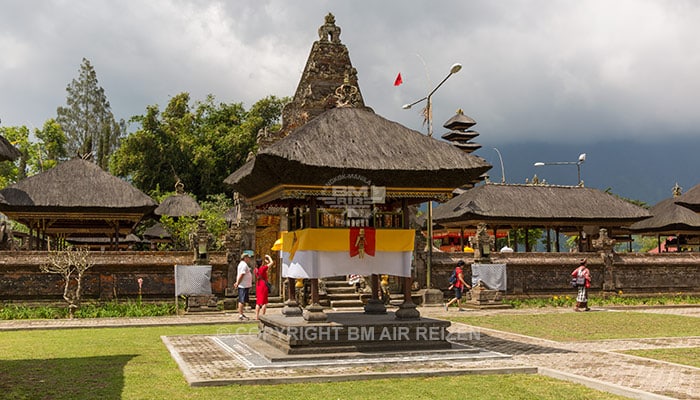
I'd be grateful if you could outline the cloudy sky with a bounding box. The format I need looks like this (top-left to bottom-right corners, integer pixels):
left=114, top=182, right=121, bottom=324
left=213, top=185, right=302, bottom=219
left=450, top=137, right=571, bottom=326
left=2, top=1, right=699, bottom=157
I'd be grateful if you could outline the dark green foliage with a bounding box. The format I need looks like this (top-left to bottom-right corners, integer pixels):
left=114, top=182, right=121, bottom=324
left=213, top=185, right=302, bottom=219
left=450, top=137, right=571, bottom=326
left=0, top=301, right=177, bottom=320
left=110, top=93, right=288, bottom=200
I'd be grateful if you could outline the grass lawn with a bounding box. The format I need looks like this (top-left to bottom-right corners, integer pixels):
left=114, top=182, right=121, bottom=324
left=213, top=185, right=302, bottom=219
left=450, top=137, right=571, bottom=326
left=0, top=324, right=629, bottom=400
left=621, top=347, right=700, bottom=368
left=449, top=311, right=700, bottom=341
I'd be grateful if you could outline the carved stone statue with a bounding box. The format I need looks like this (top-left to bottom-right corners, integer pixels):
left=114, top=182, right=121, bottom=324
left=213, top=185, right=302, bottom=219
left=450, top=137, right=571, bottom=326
left=318, top=13, right=341, bottom=43
left=469, top=223, right=494, bottom=262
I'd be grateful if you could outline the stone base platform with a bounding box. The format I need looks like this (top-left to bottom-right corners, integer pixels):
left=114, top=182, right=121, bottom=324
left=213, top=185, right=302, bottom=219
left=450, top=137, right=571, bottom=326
left=464, top=288, right=513, bottom=310
left=257, top=311, right=453, bottom=354
left=213, top=333, right=505, bottom=368
left=162, top=329, right=519, bottom=386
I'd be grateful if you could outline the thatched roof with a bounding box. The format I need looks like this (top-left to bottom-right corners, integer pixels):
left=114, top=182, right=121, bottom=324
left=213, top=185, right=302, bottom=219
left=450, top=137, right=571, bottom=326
left=67, top=233, right=141, bottom=245
left=155, top=193, right=201, bottom=217
left=143, top=222, right=172, bottom=239
left=629, top=195, right=700, bottom=235
left=225, top=107, right=491, bottom=204
left=433, top=183, right=651, bottom=228
left=443, top=110, right=476, bottom=131
left=441, top=130, right=480, bottom=141
left=0, top=135, right=21, bottom=162
left=0, top=158, right=157, bottom=237
left=675, top=183, right=700, bottom=212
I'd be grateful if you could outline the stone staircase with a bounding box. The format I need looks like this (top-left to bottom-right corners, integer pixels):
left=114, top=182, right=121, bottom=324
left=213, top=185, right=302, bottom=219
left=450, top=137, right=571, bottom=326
left=323, top=275, right=367, bottom=308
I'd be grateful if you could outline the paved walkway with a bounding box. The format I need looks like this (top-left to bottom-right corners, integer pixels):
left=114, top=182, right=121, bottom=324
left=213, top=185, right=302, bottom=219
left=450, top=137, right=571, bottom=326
left=1, top=306, right=698, bottom=399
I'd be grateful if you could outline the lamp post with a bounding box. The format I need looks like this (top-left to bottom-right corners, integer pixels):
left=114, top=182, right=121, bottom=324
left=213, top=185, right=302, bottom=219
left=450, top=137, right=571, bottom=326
left=403, top=62, right=462, bottom=289
left=534, top=153, right=587, bottom=186
left=493, top=147, right=506, bottom=183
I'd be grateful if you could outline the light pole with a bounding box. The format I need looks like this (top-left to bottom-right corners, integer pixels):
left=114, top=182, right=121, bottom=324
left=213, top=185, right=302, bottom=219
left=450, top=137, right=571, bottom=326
left=403, top=62, right=462, bottom=289
left=493, top=147, right=506, bottom=183
left=534, top=153, right=587, bottom=186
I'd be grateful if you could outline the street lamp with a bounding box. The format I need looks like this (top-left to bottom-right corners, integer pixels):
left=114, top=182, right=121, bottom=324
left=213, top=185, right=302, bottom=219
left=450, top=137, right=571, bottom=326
left=493, top=147, right=506, bottom=183
left=402, top=62, right=462, bottom=288
left=534, top=153, right=587, bottom=186
left=402, top=63, right=462, bottom=137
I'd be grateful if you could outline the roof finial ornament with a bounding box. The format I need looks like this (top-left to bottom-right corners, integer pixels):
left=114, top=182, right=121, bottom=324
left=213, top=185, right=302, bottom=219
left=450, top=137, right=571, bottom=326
left=318, top=13, right=341, bottom=43
left=334, top=72, right=360, bottom=107
left=672, top=182, right=682, bottom=197
left=175, top=180, right=185, bottom=195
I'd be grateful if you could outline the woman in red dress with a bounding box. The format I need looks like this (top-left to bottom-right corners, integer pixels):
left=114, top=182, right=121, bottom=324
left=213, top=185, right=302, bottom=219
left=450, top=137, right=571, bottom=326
left=255, top=254, right=273, bottom=319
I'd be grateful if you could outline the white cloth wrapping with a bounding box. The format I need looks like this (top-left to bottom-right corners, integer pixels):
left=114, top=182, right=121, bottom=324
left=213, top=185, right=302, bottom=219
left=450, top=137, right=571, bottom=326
left=471, top=263, right=507, bottom=291
left=282, top=250, right=412, bottom=279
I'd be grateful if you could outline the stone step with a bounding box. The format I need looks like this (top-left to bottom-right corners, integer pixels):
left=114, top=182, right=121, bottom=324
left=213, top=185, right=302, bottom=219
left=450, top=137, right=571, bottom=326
left=324, top=280, right=352, bottom=288
left=330, top=299, right=365, bottom=308
left=324, top=275, right=348, bottom=283
left=325, top=286, right=357, bottom=294
left=326, top=292, right=362, bottom=301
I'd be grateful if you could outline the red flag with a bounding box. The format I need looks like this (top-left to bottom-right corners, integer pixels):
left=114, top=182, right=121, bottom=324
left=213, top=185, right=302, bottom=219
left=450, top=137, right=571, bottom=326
left=394, top=72, right=403, bottom=86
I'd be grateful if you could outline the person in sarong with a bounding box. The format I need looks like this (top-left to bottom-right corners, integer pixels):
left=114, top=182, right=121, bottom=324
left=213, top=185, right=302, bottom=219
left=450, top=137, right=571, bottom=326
left=572, top=258, right=591, bottom=311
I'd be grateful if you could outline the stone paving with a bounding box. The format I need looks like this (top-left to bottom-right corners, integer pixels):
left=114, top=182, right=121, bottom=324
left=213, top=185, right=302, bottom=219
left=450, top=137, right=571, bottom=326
left=0, top=306, right=698, bottom=399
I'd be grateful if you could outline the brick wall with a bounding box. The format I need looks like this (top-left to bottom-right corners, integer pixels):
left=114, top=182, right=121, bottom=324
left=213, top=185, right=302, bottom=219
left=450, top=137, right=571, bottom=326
left=1, top=250, right=698, bottom=301
left=0, top=251, right=231, bottom=301
left=422, top=251, right=700, bottom=296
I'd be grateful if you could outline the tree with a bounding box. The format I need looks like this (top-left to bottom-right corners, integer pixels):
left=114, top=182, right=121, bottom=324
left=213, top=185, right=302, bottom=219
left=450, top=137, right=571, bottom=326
left=33, top=119, right=68, bottom=172
left=0, top=120, right=69, bottom=187
left=110, top=93, right=288, bottom=199
left=0, top=125, right=36, bottom=186
left=56, top=58, right=123, bottom=169
left=40, top=247, right=94, bottom=319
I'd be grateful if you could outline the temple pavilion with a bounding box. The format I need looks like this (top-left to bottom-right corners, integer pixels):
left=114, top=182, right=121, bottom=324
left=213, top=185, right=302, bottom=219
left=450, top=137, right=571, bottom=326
left=432, top=182, right=651, bottom=252
left=0, top=158, right=157, bottom=249
left=224, top=13, right=491, bottom=327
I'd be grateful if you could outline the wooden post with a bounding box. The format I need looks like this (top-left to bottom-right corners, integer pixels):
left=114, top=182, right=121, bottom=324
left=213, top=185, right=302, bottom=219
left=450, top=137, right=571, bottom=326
left=395, top=198, right=419, bottom=320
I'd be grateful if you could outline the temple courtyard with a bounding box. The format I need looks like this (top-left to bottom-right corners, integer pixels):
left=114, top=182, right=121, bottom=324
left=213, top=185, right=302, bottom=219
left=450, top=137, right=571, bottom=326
left=1, top=306, right=697, bottom=399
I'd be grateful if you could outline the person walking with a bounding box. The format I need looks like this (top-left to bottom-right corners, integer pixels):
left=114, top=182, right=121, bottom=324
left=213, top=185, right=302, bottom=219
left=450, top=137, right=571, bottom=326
left=445, top=260, right=471, bottom=311
left=255, top=254, right=274, bottom=319
left=572, top=258, right=591, bottom=312
left=233, top=252, right=253, bottom=320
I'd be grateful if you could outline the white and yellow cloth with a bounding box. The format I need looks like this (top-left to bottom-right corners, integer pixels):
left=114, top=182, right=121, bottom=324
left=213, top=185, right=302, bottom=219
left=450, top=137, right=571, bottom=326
left=281, top=228, right=414, bottom=279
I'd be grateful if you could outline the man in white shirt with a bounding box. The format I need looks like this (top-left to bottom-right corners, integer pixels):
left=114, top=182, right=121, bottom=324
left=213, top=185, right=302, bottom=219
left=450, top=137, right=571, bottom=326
left=234, top=252, right=253, bottom=320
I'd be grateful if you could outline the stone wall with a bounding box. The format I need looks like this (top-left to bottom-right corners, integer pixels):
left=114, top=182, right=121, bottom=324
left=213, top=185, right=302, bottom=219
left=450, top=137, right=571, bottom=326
left=0, top=251, right=230, bottom=301
left=1, top=250, right=698, bottom=301
left=423, top=251, right=700, bottom=296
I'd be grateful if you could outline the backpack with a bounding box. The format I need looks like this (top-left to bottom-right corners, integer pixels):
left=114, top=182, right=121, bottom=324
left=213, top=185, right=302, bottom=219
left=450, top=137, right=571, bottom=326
left=448, top=270, right=457, bottom=285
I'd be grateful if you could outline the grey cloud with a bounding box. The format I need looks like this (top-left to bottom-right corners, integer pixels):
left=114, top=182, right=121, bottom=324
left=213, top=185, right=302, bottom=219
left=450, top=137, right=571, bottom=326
left=1, top=0, right=699, bottom=146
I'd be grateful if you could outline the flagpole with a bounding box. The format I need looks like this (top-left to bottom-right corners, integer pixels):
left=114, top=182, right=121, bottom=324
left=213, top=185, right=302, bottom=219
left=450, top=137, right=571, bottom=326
left=402, top=62, right=462, bottom=289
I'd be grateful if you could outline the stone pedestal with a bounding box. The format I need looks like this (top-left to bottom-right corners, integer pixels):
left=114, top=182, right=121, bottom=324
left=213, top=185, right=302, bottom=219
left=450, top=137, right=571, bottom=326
left=303, top=303, right=328, bottom=322
left=395, top=301, right=420, bottom=320
left=364, top=298, right=387, bottom=314
left=282, top=300, right=303, bottom=317
left=465, top=286, right=511, bottom=310
left=186, top=295, right=218, bottom=312
left=421, top=288, right=444, bottom=306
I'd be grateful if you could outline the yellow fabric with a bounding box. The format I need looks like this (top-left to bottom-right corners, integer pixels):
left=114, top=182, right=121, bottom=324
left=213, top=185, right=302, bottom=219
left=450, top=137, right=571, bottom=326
left=282, top=228, right=414, bottom=253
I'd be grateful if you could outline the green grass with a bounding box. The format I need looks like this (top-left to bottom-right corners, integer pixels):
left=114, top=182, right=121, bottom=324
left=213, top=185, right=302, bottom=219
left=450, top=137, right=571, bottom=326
left=0, top=324, right=629, bottom=400
left=621, top=347, right=700, bottom=368
left=504, top=294, right=700, bottom=309
left=450, top=311, right=700, bottom=341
